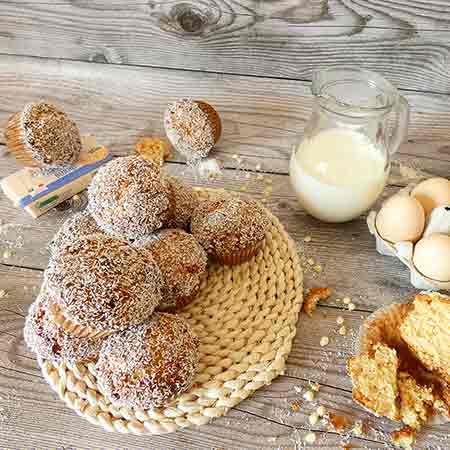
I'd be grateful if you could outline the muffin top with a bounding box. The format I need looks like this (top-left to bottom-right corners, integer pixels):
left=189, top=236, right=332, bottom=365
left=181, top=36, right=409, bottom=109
left=134, top=229, right=207, bottom=310
left=45, top=234, right=163, bottom=331
left=24, top=291, right=104, bottom=363
left=51, top=210, right=101, bottom=256
left=88, top=156, right=172, bottom=240
left=96, top=313, right=199, bottom=409
left=191, top=196, right=270, bottom=258
left=20, top=102, right=82, bottom=166
left=164, top=176, right=199, bottom=230
left=164, top=99, right=219, bottom=161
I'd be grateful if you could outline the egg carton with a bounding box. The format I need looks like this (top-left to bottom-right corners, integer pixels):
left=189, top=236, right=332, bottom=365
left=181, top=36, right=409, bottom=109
left=367, top=184, right=450, bottom=291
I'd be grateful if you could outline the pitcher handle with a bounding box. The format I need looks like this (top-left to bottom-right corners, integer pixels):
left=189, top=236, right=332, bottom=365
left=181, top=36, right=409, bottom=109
left=389, top=95, right=410, bottom=155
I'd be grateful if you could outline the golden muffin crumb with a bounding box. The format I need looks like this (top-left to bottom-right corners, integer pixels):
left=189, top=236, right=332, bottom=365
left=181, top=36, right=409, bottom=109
left=390, top=426, right=416, bottom=450
left=302, top=287, right=332, bottom=317
left=398, top=371, right=435, bottom=429
left=348, top=344, right=400, bottom=421
left=400, top=293, right=450, bottom=383
left=326, top=412, right=352, bottom=434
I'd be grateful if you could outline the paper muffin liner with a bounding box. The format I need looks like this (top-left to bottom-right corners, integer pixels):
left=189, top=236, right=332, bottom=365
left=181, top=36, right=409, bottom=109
left=4, top=111, right=40, bottom=167
left=216, top=241, right=263, bottom=266
left=196, top=101, right=222, bottom=144
left=48, top=301, right=111, bottom=339
left=355, top=302, right=449, bottom=424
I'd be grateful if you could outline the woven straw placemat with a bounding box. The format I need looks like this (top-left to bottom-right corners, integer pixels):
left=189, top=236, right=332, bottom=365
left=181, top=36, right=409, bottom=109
left=38, top=188, right=304, bottom=435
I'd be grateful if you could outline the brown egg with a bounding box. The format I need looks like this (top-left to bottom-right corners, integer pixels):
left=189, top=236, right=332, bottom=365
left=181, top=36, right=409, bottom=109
left=376, top=195, right=425, bottom=243
left=412, top=177, right=450, bottom=216
left=413, top=233, right=450, bottom=281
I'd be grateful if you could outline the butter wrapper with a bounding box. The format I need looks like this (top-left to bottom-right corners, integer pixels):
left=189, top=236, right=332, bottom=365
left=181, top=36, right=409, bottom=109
left=0, top=137, right=112, bottom=218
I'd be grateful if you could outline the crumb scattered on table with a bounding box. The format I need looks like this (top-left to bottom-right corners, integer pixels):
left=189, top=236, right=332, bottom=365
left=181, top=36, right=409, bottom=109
left=326, top=412, right=352, bottom=434
left=302, top=287, right=332, bottom=317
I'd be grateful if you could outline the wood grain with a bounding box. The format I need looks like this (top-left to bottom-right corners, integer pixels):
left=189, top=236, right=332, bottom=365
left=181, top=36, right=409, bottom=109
left=0, top=55, right=450, bottom=176
left=1, top=1, right=450, bottom=92
left=1, top=264, right=449, bottom=448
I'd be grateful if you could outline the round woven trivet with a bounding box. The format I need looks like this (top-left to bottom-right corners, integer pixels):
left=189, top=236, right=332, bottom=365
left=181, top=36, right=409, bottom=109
left=38, top=188, right=303, bottom=435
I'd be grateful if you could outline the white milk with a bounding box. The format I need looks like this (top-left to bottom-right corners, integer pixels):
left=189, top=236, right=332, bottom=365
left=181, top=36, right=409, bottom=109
left=289, top=128, right=388, bottom=222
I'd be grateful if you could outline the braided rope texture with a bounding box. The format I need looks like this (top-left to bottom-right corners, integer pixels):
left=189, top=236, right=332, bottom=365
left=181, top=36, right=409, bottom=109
left=38, top=188, right=304, bottom=435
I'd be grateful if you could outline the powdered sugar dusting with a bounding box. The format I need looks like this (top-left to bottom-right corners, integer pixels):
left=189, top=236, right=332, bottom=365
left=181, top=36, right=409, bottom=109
left=134, top=229, right=207, bottom=311
left=96, top=313, right=199, bottom=409
left=45, top=234, right=163, bottom=331
left=164, top=99, right=215, bottom=161
left=88, top=156, right=172, bottom=240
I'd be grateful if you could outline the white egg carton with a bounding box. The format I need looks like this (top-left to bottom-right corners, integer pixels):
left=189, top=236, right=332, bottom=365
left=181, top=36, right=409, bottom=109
left=367, top=184, right=450, bottom=291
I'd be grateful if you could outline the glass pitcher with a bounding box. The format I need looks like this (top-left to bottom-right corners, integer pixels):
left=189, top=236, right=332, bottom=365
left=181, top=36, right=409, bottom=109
left=289, top=67, right=409, bottom=223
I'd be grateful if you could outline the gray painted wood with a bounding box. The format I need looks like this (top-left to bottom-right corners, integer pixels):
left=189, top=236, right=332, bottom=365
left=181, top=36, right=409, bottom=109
left=1, top=1, right=450, bottom=92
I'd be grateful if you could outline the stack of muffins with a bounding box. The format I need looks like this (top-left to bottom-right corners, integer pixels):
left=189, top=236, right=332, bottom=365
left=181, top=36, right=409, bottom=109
left=25, top=155, right=270, bottom=409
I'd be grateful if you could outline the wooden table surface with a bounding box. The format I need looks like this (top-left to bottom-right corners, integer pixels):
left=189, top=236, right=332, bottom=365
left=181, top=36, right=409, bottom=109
left=0, top=1, right=449, bottom=449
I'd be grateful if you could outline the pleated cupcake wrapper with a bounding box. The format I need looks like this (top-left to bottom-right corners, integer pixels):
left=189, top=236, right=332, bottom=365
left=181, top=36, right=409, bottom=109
left=355, top=302, right=449, bottom=424
left=196, top=101, right=222, bottom=145
left=5, top=111, right=40, bottom=167
left=216, top=241, right=263, bottom=266
left=49, top=302, right=111, bottom=339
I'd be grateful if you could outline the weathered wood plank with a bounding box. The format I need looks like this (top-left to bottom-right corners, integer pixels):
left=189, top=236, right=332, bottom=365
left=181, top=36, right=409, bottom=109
left=1, top=1, right=450, bottom=92
left=0, top=55, right=450, bottom=176
left=1, top=266, right=448, bottom=449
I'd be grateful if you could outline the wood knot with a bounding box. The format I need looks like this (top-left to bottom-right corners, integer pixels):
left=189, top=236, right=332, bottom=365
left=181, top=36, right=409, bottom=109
left=150, top=1, right=220, bottom=37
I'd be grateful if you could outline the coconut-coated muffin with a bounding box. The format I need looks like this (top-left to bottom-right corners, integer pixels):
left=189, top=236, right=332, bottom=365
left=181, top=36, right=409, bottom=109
left=5, top=102, right=82, bottom=167
left=96, top=313, right=199, bottom=409
left=24, top=291, right=104, bottom=364
left=191, top=196, right=270, bottom=265
left=134, top=229, right=207, bottom=311
left=45, top=234, right=163, bottom=334
left=88, top=156, right=172, bottom=240
left=164, top=176, right=199, bottom=230
left=50, top=210, right=102, bottom=256
left=164, top=99, right=221, bottom=161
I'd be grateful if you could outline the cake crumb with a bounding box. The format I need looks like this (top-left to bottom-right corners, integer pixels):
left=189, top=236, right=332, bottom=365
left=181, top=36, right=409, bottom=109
left=307, top=258, right=315, bottom=266
left=320, top=336, right=329, bottom=347
left=326, top=412, right=352, bottom=434
left=304, top=432, right=316, bottom=444
left=338, top=325, right=347, bottom=336
left=256, top=174, right=264, bottom=181
left=351, top=420, right=364, bottom=437
left=290, top=400, right=302, bottom=412
left=316, top=405, right=326, bottom=416
left=348, top=303, right=356, bottom=311
left=343, top=297, right=351, bottom=305
left=303, top=390, right=315, bottom=402
left=309, top=412, right=319, bottom=425
left=0, top=290, right=7, bottom=299
left=313, top=264, right=322, bottom=273
left=304, top=236, right=312, bottom=243
left=336, top=316, right=345, bottom=325
left=3, top=251, right=11, bottom=259
left=135, top=136, right=171, bottom=165
left=391, top=426, right=416, bottom=450
left=309, top=382, right=320, bottom=392
left=302, top=287, right=332, bottom=317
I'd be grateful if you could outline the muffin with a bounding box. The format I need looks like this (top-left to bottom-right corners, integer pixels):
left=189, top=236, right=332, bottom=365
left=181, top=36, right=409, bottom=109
left=5, top=102, right=82, bottom=167
left=50, top=210, right=102, bottom=256
left=400, top=292, right=450, bottom=383
left=24, top=290, right=104, bottom=364
left=96, top=313, right=199, bottom=409
left=88, top=156, right=172, bottom=240
left=164, top=99, right=221, bottom=162
left=134, top=229, right=207, bottom=311
left=191, top=196, right=270, bottom=265
left=45, top=234, right=163, bottom=336
left=348, top=343, right=400, bottom=421
left=164, top=176, right=199, bottom=230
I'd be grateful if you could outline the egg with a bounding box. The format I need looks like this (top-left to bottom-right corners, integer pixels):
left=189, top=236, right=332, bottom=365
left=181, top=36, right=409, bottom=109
left=376, top=195, right=425, bottom=243
left=412, top=177, right=450, bottom=216
left=413, top=233, right=450, bottom=281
